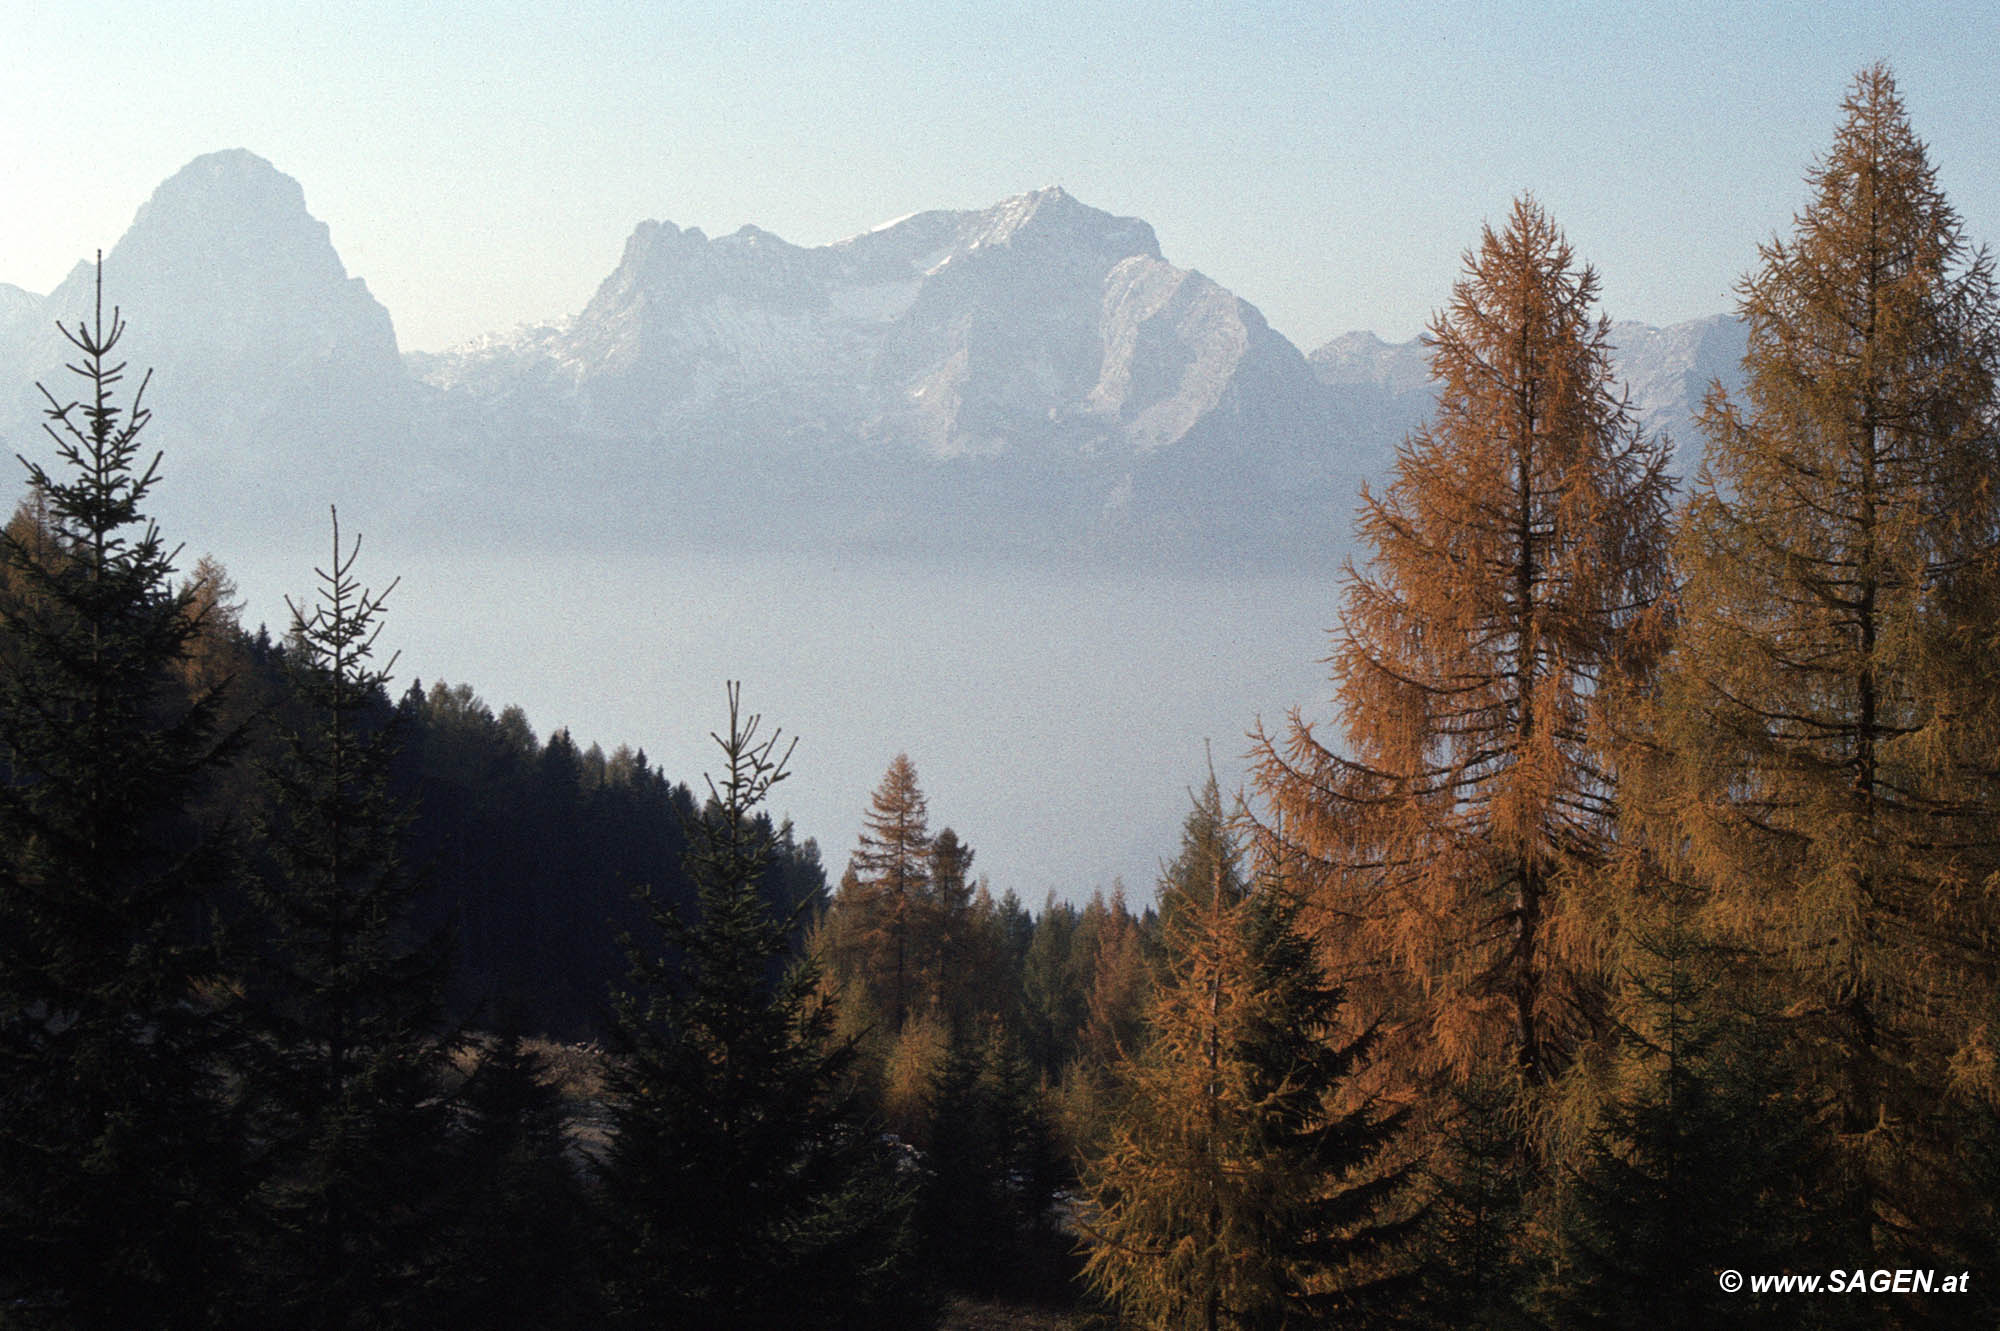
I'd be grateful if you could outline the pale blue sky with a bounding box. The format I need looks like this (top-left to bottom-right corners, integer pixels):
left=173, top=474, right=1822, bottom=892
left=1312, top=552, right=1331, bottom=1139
left=5, top=2, right=1996, bottom=353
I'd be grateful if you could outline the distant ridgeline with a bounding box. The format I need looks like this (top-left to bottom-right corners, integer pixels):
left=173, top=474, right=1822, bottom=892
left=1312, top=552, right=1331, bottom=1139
left=0, top=151, right=1743, bottom=568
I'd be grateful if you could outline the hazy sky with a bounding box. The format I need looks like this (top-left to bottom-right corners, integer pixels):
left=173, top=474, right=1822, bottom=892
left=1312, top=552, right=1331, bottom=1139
left=5, top=3, right=1997, bottom=354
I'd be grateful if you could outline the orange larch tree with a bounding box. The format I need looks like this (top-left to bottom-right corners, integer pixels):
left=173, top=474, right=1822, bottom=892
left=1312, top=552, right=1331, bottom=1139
left=1079, top=798, right=1414, bottom=1330
left=1256, top=197, right=1672, bottom=1086
left=826, top=753, right=935, bottom=1031
left=1629, top=66, right=2000, bottom=1259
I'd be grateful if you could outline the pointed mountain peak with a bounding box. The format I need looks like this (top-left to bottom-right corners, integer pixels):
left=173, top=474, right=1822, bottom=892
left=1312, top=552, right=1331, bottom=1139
left=620, top=218, right=706, bottom=259
left=1017, top=183, right=1076, bottom=211
left=963, top=186, right=1159, bottom=260
left=1306, top=329, right=1433, bottom=395
left=991, top=184, right=1080, bottom=229
left=24, top=149, right=403, bottom=387
left=726, top=223, right=787, bottom=245
left=170, top=147, right=291, bottom=182
left=100, top=148, right=362, bottom=303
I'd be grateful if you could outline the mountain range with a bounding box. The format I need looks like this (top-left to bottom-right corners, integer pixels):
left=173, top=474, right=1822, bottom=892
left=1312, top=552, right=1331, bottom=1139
left=0, top=150, right=1745, bottom=567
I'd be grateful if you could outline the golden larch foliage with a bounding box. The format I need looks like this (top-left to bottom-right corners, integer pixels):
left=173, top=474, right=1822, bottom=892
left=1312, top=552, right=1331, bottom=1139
left=825, top=752, right=935, bottom=1030
left=1256, top=196, right=1672, bottom=1087
left=1078, top=855, right=1411, bottom=1329
left=1624, top=64, right=2000, bottom=1240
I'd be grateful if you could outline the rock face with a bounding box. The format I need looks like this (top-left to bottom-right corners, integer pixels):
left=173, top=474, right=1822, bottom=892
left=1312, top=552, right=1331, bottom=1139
left=0, top=153, right=1748, bottom=564
left=405, top=185, right=1355, bottom=561
left=0, top=151, right=410, bottom=543
left=420, top=187, right=1328, bottom=465
left=0, top=284, right=38, bottom=335
left=1605, top=314, right=1750, bottom=444
left=1306, top=331, right=1436, bottom=450
left=11, top=151, right=402, bottom=417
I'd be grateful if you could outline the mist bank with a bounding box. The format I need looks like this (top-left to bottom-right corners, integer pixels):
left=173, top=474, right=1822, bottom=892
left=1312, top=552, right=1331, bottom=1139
left=207, top=537, right=1337, bottom=906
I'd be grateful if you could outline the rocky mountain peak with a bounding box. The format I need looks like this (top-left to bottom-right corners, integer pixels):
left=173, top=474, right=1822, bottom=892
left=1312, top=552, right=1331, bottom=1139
left=1303, top=314, right=1748, bottom=454
left=0, top=153, right=1747, bottom=566
left=1307, top=330, right=1433, bottom=395
left=951, top=185, right=1159, bottom=265
left=111, top=149, right=352, bottom=297
left=3, top=149, right=404, bottom=495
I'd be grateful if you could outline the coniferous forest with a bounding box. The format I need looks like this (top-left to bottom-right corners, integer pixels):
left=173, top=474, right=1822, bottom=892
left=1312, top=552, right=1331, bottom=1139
left=4, top=66, right=2000, bottom=1328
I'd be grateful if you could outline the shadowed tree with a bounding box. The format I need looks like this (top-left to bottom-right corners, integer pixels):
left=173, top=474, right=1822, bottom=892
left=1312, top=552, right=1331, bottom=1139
left=598, top=686, right=918, bottom=1329
left=0, top=268, right=245, bottom=1327
left=1020, top=894, right=1086, bottom=1079
left=1403, top=1068, right=1538, bottom=1330
left=237, top=511, right=457, bottom=1328
left=444, top=1032, right=593, bottom=1330
left=1543, top=886, right=1827, bottom=1330
left=925, top=825, right=979, bottom=1024
left=914, top=1014, right=1065, bottom=1299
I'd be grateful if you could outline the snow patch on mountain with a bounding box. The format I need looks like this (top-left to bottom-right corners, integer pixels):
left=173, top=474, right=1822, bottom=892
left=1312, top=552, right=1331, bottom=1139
left=415, top=184, right=1260, bottom=466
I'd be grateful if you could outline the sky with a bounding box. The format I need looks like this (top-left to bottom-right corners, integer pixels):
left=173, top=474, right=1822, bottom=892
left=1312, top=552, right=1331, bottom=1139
left=5, top=3, right=1998, bottom=356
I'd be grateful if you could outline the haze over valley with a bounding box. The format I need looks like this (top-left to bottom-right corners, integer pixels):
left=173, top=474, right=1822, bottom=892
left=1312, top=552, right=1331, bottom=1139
left=1, top=150, right=1744, bottom=900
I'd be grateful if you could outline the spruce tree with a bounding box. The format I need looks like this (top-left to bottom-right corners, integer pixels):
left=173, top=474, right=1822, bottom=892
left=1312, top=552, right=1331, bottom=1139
left=915, top=1023, right=1000, bottom=1287
left=915, top=1017, right=1064, bottom=1298
left=0, top=269, right=244, bottom=1327
left=237, top=511, right=456, bottom=1328
left=1079, top=794, right=1414, bottom=1329
left=1405, top=1071, right=1538, bottom=1330
left=925, top=826, right=980, bottom=1026
left=1544, top=890, right=1825, bottom=1329
left=445, top=1033, right=593, bottom=1330
left=976, top=1019, right=1065, bottom=1263
left=598, top=685, right=918, bottom=1329
left=1255, top=197, right=1671, bottom=1086
left=1020, top=896, right=1085, bottom=1078
left=1635, top=64, right=2000, bottom=1256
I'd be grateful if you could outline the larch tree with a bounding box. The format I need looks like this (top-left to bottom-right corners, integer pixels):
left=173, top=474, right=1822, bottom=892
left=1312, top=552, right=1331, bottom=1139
left=827, top=753, right=935, bottom=1030
left=1079, top=796, right=1414, bottom=1330
left=0, top=270, right=245, bottom=1327
left=1079, top=883, right=1150, bottom=1069
left=1255, top=197, right=1672, bottom=1086
left=1633, top=65, right=2000, bottom=1255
